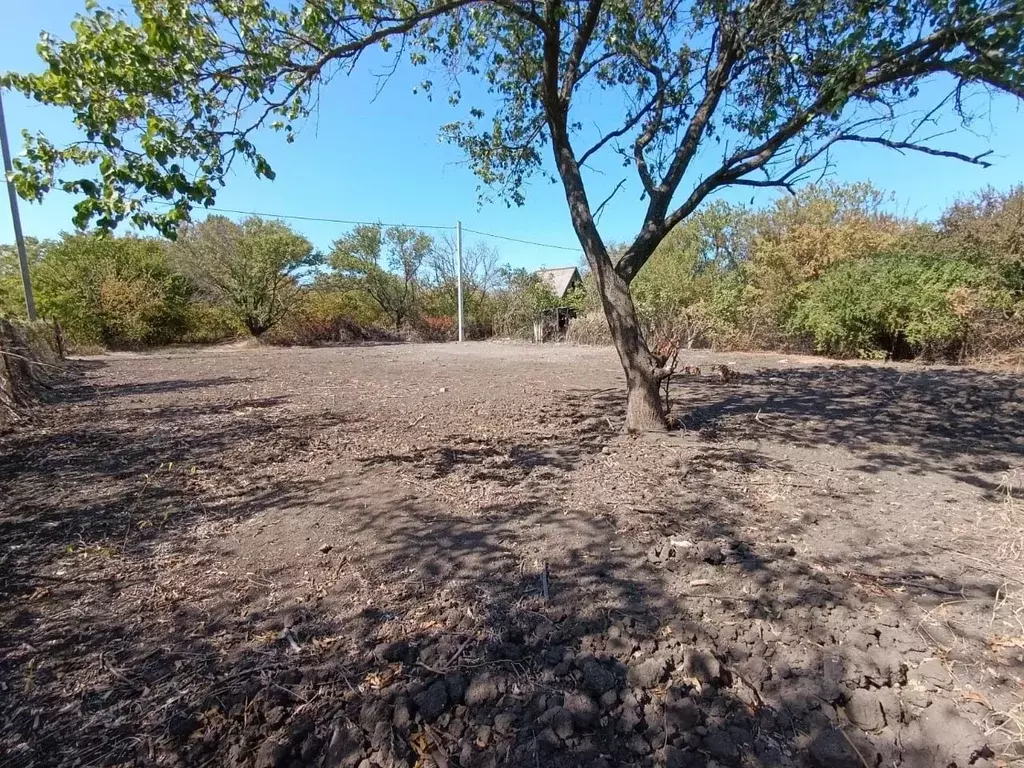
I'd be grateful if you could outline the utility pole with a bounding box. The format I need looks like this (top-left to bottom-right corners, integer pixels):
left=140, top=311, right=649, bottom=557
left=0, top=89, right=36, bottom=321
left=455, top=219, right=464, bottom=342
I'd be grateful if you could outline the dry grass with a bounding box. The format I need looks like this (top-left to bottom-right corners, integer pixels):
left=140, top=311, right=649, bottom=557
left=565, top=311, right=611, bottom=345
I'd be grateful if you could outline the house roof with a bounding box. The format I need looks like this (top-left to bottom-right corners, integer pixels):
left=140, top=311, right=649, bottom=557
left=536, top=267, right=581, bottom=298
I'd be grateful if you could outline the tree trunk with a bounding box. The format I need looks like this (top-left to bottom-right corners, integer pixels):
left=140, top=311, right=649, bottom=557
left=598, top=264, right=669, bottom=433
left=542, top=97, right=669, bottom=431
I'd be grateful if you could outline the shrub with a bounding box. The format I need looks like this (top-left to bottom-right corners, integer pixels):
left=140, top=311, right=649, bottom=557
left=33, top=234, right=191, bottom=348
left=788, top=254, right=1007, bottom=360
left=266, top=288, right=391, bottom=345
left=417, top=315, right=456, bottom=341
left=181, top=302, right=245, bottom=344
left=565, top=311, right=611, bottom=345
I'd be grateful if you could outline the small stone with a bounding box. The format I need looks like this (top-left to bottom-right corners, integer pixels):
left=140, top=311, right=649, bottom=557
left=581, top=659, right=617, bottom=695
left=475, top=725, right=491, bottom=748
left=702, top=729, right=739, bottom=762
left=844, top=689, right=885, bottom=732
left=658, top=745, right=693, bottom=768
left=300, top=734, right=323, bottom=762
left=373, top=641, right=410, bottom=663
left=445, top=673, right=466, bottom=704
left=359, top=699, right=389, bottom=732
left=805, top=729, right=863, bottom=768
left=552, top=707, right=574, bottom=739
left=626, top=734, right=651, bottom=755
left=599, top=689, right=619, bottom=710
left=697, top=541, right=725, bottom=565
left=628, top=657, right=667, bottom=688
left=494, top=712, right=517, bottom=735
left=564, top=692, right=599, bottom=729
left=665, top=688, right=701, bottom=732
left=325, top=722, right=364, bottom=768
left=264, top=707, right=286, bottom=728
left=910, top=659, right=951, bottom=690
left=682, top=649, right=721, bottom=685
left=392, top=698, right=411, bottom=733
left=254, top=738, right=289, bottom=768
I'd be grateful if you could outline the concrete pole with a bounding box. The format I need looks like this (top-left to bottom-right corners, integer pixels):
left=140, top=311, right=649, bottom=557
left=0, top=89, right=36, bottom=321
left=456, top=220, right=464, bottom=342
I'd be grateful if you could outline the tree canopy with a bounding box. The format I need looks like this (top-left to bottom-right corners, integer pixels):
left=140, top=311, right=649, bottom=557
left=170, top=215, right=320, bottom=336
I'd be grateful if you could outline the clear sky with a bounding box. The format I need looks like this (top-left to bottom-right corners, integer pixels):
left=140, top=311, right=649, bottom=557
left=2, top=2, right=1022, bottom=271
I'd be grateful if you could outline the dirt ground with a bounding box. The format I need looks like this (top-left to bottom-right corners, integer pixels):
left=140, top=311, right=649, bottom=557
left=2, top=341, right=1023, bottom=768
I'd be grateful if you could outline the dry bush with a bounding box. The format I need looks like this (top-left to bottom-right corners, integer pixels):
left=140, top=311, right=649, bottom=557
left=0, top=320, right=64, bottom=428
left=566, top=311, right=611, bottom=345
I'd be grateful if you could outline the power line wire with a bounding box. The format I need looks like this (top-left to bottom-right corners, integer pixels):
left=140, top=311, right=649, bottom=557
left=461, top=227, right=583, bottom=253
left=159, top=202, right=454, bottom=231
left=159, top=202, right=584, bottom=253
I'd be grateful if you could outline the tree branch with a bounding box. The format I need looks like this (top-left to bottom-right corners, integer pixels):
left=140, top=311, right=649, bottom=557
left=561, top=0, right=603, bottom=102
left=578, top=93, right=660, bottom=168
left=593, top=178, right=627, bottom=223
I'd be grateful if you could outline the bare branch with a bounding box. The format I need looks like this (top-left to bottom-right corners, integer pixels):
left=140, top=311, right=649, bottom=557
left=578, top=93, right=660, bottom=168
left=594, top=178, right=627, bottom=223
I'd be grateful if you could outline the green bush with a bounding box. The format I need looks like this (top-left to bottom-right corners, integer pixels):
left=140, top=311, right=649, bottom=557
left=181, top=302, right=245, bottom=344
left=788, top=254, right=1006, bottom=359
left=33, top=234, right=191, bottom=348
left=266, top=288, right=390, bottom=345
left=490, top=268, right=561, bottom=339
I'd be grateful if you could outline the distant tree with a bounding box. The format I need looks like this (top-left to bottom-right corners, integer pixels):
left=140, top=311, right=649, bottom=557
left=426, top=236, right=504, bottom=330
left=491, top=267, right=562, bottom=338
left=331, top=225, right=433, bottom=330
left=940, top=185, right=1024, bottom=296
left=170, top=216, right=320, bottom=336
left=6, top=0, right=1022, bottom=428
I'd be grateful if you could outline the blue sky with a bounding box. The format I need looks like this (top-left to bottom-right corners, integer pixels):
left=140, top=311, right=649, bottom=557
left=2, top=2, right=1022, bottom=271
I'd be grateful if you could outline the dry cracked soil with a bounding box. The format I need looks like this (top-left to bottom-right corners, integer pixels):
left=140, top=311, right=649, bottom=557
left=1, top=341, right=1023, bottom=768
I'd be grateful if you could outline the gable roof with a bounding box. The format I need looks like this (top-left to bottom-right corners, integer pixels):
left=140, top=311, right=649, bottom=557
left=536, top=267, right=581, bottom=299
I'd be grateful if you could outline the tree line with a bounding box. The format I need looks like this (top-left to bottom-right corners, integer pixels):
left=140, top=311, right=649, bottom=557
left=618, top=182, right=1024, bottom=363
left=0, top=215, right=564, bottom=349
left=2, top=182, right=1020, bottom=363
left=6, top=0, right=1021, bottom=431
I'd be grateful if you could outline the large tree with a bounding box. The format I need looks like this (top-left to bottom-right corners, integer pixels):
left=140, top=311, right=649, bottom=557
left=331, top=224, right=433, bottom=330
left=4, top=0, right=1022, bottom=430
left=170, top=216, right=319, bottom=336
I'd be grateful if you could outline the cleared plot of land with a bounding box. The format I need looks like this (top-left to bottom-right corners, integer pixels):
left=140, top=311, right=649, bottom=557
left=1, top=342, right=1023, bottom=768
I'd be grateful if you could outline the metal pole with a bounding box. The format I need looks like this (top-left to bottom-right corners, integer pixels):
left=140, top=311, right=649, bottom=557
left=455, top=219, right=464, bottom=342
left=0, top=89, right=36, bottom=321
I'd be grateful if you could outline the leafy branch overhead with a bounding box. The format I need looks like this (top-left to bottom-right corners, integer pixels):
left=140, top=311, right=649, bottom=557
left=5, top=0, right=1020, bottom=246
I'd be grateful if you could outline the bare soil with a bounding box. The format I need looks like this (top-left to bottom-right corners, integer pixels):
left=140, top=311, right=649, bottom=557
left=1, top=342, right=1023, bottom=768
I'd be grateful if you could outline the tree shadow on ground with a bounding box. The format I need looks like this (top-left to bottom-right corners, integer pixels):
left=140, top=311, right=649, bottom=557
left=4, top=475, right=967, bottom=768
left=0, top=360, right=1015, bottom=767
left=668, top=364, right=1022, bottom=487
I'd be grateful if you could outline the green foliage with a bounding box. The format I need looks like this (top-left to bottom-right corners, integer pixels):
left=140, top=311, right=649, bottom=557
left=29, top=233, right=191, bottom=348
left=0, top=238, right=50, bottom=319
left=939, top=185, right=1024, bottom=297
left=788, top=254, right=1005, bottom=359
left=4, top=0, right=1020, bottom=240
left=330, top=225, right=433, bottom=330
left=489, top=268, right=561, bottom=339
left=169, top=216, right=320, bottom=336
left=266, top=285, right=388, bottom=345
left=180, top=302, right=245, bottom=344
